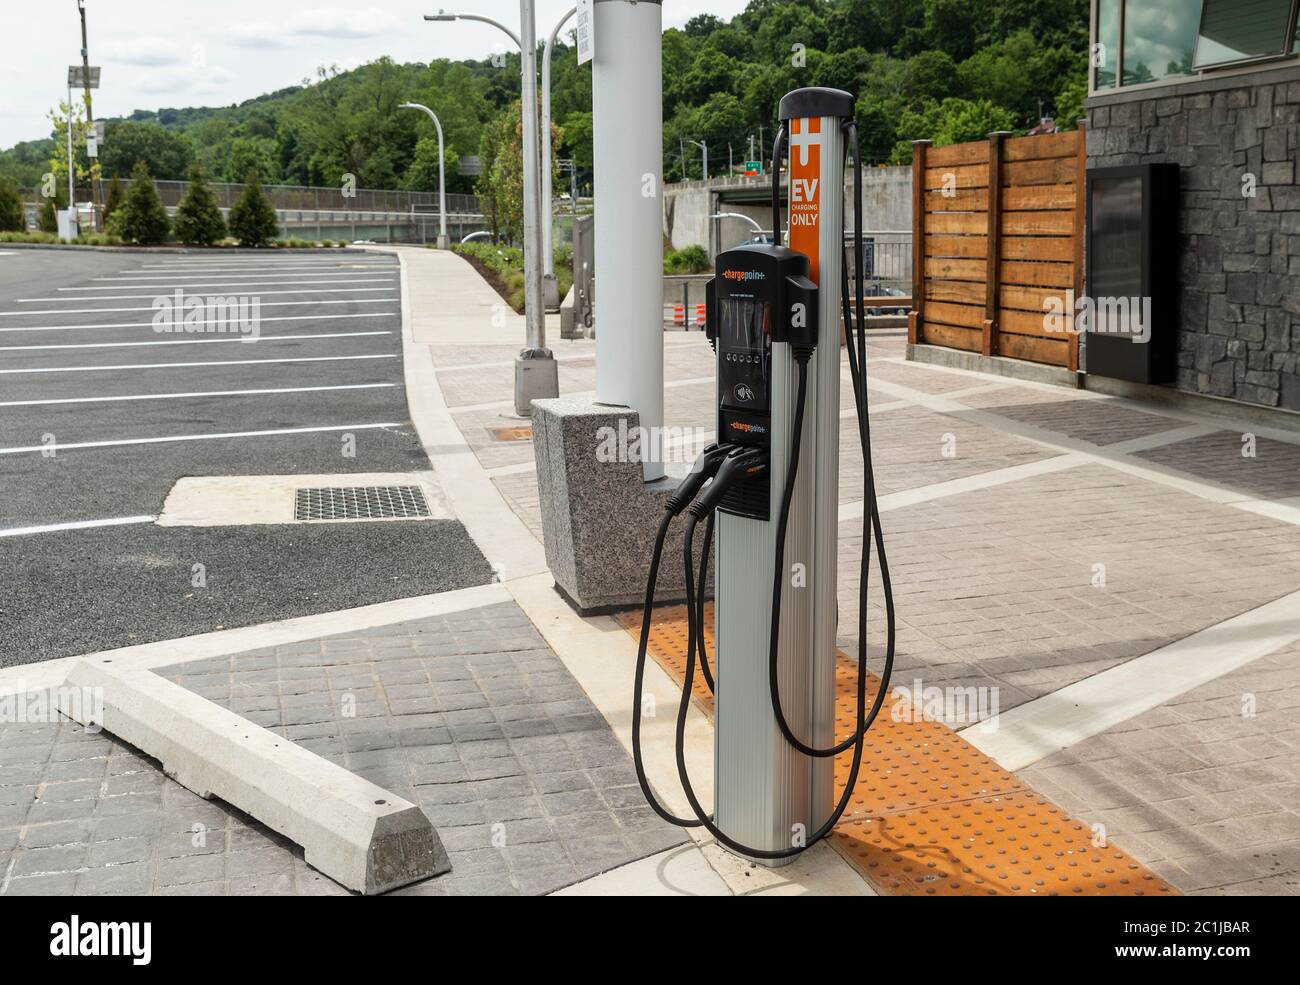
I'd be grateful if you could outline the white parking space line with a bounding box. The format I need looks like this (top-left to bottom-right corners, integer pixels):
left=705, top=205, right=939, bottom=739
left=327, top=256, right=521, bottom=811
left=0, top=353, right=397, bottom=375
left=0, top=312, right=396, bottom=333
left=0, top=330, right=391, bottom=351
left=98, top=272, right=399, bottom=282
left=63, top=278, right=394, bottom=291
left=140, top=264, right=394, bottom=272
left=0, top=382, right=399, bottom=408
left=0, top=422, right=405, bottom=456
left=0, top=298, right=397, bottom=317
left=0, top=515, right=157, bottom=538
left=18, top=288, right=398, bottom=303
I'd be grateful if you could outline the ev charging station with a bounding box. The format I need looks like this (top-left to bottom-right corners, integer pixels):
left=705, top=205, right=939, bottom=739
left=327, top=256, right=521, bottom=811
left=632, top=87, right=896, bottom=863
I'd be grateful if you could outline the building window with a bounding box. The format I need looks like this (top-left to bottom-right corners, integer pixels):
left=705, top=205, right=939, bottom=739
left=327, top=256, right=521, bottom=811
left=1195, top=0, right=1297, bottom=69
left=1122, top=0, right=1202, bottom=85
left=1092, top=0, right=1300, bottom=91
left=1096, top=0, right=1121, bottom=88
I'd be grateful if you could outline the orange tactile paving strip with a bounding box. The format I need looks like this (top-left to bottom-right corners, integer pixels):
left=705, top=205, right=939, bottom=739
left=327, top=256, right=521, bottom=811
left=614, top=602, right=1177, bottom=897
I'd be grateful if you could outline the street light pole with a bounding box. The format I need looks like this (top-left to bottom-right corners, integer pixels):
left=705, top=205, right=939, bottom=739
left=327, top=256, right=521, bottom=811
left=398, top=102, right=448, bottom=250
left=66, top=84, right=76, bottom=235
left=425, top=7, right=559, bottom=413
left=540, top=6, right=576, bottom=308
left=77, top=0, right=98, bottom=231
left=423, top=11, right=520, bottom=47
left=689, top=138, right=707, bottom=182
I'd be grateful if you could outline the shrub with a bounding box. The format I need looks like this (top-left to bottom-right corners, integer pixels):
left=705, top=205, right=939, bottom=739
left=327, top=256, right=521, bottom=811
left=38, top=196, right=59, bottom=233
left=0, top=178, right=23, bottom=232
left=172, top=164, right=226, bottom=246
left=116, top=160, right=170, bottom=245
left=227, top=171, right=279, bottom=247
left=103, top=175, right=124, bottom=223
left=664, top=245, right=710, bottom=274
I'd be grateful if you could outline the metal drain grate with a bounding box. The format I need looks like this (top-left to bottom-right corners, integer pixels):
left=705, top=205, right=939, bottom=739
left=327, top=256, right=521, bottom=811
left=294, top=485, right=431, bottom=521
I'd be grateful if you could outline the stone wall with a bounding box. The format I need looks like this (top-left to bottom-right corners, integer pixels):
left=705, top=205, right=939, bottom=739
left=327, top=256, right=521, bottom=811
left=1086, top=66, right=1300, bottom=410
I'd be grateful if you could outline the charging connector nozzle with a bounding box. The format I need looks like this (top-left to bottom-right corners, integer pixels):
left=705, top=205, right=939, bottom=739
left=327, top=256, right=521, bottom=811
left=666, top=443, right=729, bottom=516
left=688, top=446, right=768, bottom=519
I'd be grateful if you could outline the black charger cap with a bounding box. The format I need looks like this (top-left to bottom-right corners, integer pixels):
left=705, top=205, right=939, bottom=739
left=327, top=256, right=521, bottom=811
left=778, top=87, right=855, bottom=122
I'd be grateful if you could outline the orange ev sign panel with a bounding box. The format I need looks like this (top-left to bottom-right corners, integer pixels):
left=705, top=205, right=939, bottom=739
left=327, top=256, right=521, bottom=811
left=788, top=116, right=822, bottom=284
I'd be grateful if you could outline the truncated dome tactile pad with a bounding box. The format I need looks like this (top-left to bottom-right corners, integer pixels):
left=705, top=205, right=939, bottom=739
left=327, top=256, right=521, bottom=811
left=615, top=603, right=1177, bottom=896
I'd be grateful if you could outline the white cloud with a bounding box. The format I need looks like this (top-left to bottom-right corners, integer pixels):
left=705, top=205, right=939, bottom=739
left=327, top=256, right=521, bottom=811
left=227, top=7, right=400, bottom=48
left=100, top=37, right=186, bottom=67
left=133, top=65, right=234, bottom=96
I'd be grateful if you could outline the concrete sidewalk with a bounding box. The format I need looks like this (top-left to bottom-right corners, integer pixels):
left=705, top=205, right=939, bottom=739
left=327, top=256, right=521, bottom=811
left=3, top=244, right=1297, bottom=895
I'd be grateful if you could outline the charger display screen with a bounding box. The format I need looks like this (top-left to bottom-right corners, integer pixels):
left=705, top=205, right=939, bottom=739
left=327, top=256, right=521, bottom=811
left=720, top=299, right=768, bottom=353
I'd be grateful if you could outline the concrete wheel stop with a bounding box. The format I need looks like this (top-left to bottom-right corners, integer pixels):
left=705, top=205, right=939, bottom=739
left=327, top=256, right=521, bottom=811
left=58, top=659, right=450, bottom=895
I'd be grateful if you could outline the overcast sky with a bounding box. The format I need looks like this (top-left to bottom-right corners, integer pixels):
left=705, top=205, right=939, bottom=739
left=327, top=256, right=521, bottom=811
left=1, top=1, right=748, bottom=148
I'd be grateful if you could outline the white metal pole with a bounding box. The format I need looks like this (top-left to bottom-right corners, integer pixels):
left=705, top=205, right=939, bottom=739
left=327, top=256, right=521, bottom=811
left=541, top=6, right=576, bottom=285
left=593, top=0, right=664, bottom=481
left=66, top=85, right=76, bottom=235
left=513, top=0, right=558, bottom=414
left=399, top=103, right=449, bottom=250
left=437, top=118, right=447, bottom=250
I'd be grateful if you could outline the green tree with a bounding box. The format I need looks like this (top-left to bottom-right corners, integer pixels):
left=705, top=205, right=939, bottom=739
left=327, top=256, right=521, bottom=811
left=113, top=160, right=171, bottom=245
left=224, top=137, right=279, bottom=185
left=0, top=177, right=23, bottom=231
left=38, top=185, right=65, bottom=233
left=103, top=174, right=124, bottom=222
left=227, top=171, right=280, bottom=246
left=559, top=111, right=593, bottom=172
left=890, top=97, right=1017, bottom=162
left=172, top=163, right=227, bottom=245
left=478, top=103, right=523, bottom=242
left=100, top=121, right=194, bottom=180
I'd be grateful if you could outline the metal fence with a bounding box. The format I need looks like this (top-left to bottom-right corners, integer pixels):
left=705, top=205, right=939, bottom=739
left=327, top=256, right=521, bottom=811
left=846, top=230, right=912, bottom=293
left=93, top=178, right=480, bottom=216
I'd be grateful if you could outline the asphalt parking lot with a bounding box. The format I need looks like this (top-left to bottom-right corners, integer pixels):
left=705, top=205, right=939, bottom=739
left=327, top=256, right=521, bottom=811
left=0, top=249, right=492, bottom=666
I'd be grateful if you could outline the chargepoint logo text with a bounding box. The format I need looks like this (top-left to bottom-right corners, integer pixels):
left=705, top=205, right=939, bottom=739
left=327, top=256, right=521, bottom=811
left=50, top=916, right=152, bottom=966
left=152, top=289, right=261, bottom=338
left=722, top=269, right=766, bottom=283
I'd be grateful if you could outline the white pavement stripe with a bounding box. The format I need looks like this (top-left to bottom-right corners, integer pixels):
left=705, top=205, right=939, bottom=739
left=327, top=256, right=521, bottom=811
left=0, top=515, right=157, bottom=538
left=962, top=588, right=1300, bottom=770
left=62, top=278, right=394, bottom=291
left=0, top=422, right=405, bottom=456
left=836, top=453, right=1089, bottom=523
left=0, top=312, right=397, bottom=333
left=142, top=261, right=394, bottom=268
left=0, top=299, right=396, bottom=316
left=138, top=266, right=396, bottom=274
left=0, top=353, right=397, bottom=375
left=0, top=382, right=399, bottom=408
left=18, top=288, right=398, bottom=302
left=0, top=330, right=390, bottom=352
left=97, top=272, right=398, bottom=283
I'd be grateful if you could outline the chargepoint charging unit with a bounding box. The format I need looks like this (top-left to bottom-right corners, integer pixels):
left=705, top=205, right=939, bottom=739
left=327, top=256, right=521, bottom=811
left=632, top=87, right=897, bottom=862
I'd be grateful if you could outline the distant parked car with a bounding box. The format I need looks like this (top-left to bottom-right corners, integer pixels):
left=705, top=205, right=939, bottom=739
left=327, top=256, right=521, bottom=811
left=864, top=283, right=909, bottom=316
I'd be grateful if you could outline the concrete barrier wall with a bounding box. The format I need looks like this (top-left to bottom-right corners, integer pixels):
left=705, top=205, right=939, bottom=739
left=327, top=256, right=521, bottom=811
left=663, top=167, right=913, bottom=253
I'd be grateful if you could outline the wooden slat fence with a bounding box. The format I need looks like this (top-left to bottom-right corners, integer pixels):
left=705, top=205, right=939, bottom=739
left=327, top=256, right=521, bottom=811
left=908, top=127, right=1085, bottom=371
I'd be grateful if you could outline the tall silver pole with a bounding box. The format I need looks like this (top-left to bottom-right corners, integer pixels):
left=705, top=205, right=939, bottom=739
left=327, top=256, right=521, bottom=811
left=399, top=102, right=448, bottom=249
left=66, top=85, right=76, bottom=235
left=513, top=0, right=558, bottom=414
left=593, top=0, right=664, bottom=481
left=541, top=6, right=576, bottom=300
